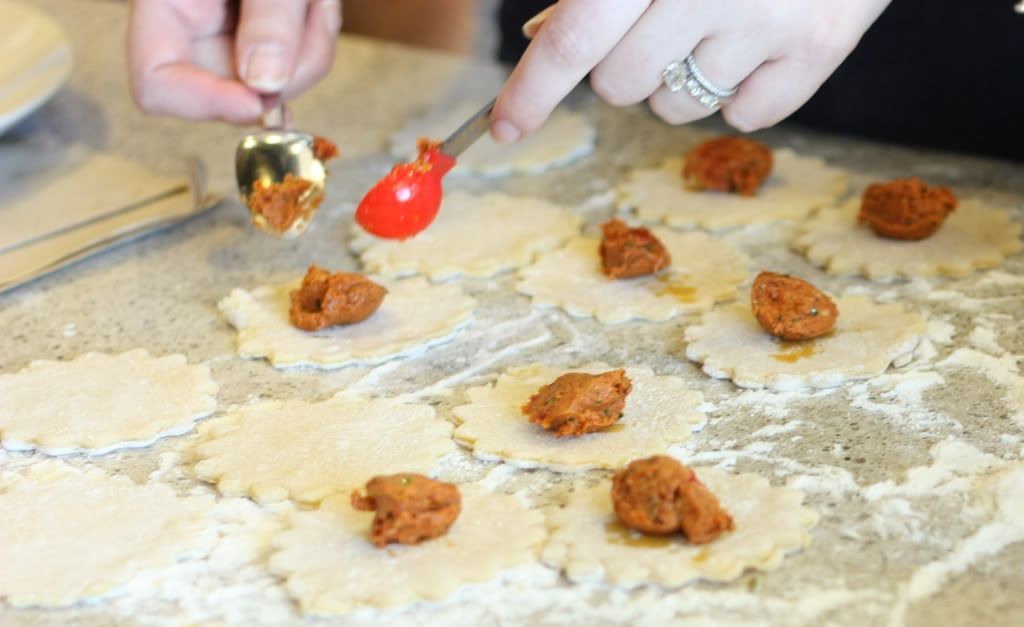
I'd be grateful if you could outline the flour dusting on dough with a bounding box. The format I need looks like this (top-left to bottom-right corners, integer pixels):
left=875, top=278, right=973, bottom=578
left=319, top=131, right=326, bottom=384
left=793, top=200, right=1022, bottom=280
left=516, top=230, right=748, bottom=324
left=453, top=363, right=706, bottom=471
left=351, top=191, right=581, bottom=280
left=268, top=483, right=545, bottom=614
left=685, top=297, right=927, bottom=391
left=542, top=468, right=818, bottom=587
left=193, top=394, right=457, bottom=504
left=0, top=462, right=213, bottom=607
left=0, top=350, right=217, bottom=455
left=218, top=277, right=475, bottom=369
left=618, top=149, right=846, bottom=229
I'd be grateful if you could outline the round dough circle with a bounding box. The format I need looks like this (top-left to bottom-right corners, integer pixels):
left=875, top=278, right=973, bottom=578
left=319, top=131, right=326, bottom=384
left=391, top=105, right=595, bottom=177
left=0, top=461, right=212, bottom=607
left=351, top=191, right=582, bottom=280
left=792, top=199, right=1022, bottom=280
left=684, top=296, right=927, bottom=392
left=618, top=149, right=847, bottom=229
left=193, top=394, right=457, bottom=504
left=269, top=483, right=545, bottom=615
left=515, top=229, right=748, bottom=324
left=452, top=363, right=706, bottom=471
left=542, top=468, right=818, bottom=588
left=218, top=276, right=476, bottom=369
left=0, top=349, right=217, bottom=455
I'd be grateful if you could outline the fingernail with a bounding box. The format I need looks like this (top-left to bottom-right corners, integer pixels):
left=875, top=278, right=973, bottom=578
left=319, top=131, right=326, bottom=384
left=320, top=0, right=341, bottom=34
left=245, top=43, right=289, bottom=92
left=522, top=5, right=556, bottom=39
left=491, top=119, right=521, bottom=143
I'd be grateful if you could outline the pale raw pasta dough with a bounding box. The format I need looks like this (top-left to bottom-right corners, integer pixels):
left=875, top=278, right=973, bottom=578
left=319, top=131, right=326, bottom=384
left=193, top=394, right=457, bottom=504
left=269, top=483, right=544, bottom=615
left=0, top=349, right=217, bottom=455
left=618, top=149, right=847, bottom=229
left=793, top=199, right=1022, bottom=280
left=218, top=276, right=475, bottom=369
left=351, top=191, right=581, bottom=280
left=0, top=461, right=212, bottom=607
left=515, top=228, right=748, bottom=323
left=542, top=468, right=818, bottom=588
left=452, top=363, right=705, bottom=471
left=390, top=104, right=595, bottom=176
left=685, top=296, right=927, bottom=392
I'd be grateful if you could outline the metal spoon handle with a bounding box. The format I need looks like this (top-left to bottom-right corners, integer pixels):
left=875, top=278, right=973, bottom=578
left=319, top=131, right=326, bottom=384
left=439, top=97, right=496, bottom=159
left=262, top=103, right=286, bottom=130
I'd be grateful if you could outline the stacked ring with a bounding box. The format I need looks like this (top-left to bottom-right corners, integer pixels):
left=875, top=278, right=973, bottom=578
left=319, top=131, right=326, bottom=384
left=662, top=55, right=738, bottom=111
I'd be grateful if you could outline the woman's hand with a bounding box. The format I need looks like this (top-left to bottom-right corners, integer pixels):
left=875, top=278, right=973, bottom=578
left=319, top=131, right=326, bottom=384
left=492, top=0, right=891, bottom=141
left=128, top=0, right=341, bottom=124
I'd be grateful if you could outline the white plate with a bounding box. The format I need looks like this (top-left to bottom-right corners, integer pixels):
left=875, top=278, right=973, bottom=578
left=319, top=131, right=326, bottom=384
left=0, top=1, right=72, bottom=135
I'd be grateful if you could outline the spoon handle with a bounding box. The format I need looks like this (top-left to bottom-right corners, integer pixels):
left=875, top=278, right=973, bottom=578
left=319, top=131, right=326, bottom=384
left=439, top=97, right=496, bottom=160
left=262, top=103, right=287, bottom=130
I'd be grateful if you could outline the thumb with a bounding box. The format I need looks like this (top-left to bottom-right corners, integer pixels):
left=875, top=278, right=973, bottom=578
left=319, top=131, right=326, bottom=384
left=235, top=0, right=309, bottom=94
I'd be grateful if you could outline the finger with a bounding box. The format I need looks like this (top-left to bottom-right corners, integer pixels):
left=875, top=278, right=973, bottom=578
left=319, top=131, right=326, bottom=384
left=145, top=65, right=265, bottom=124
left=589, top=0, right=705, bottom=106
left=235, top=0, right=310, bottom=94
left=648, top=35, right=769, bottom=126
left=720, top=55, right=828, bottom=132
left=493, top=0, right=651, bottom=142
left=720, top=2, right=885, bottom=132
left=284, top=0, right=341, bottom=98
left=128, top=1, right=263, bottom=123
left=522, top=4, right=556, bottom=40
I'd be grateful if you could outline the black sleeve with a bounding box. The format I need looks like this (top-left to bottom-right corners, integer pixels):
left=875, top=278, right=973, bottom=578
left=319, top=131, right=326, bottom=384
left=791, top=1, right=1024, bottom=162
left=497, top=0, right=552, bottom=63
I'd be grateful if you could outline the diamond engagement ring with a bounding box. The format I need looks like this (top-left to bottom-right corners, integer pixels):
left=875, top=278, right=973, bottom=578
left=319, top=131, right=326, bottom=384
left=662, top=55, right=738, bottom=110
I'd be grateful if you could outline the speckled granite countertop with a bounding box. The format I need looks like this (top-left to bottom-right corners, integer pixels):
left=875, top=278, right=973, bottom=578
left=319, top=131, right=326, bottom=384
left=2, top=2, right=1024, bottom=626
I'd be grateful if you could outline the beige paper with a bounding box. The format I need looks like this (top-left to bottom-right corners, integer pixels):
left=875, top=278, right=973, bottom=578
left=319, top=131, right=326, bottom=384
left=0, top=155, right=216, bottom=292
left=0, top=150, right=186, bottom=252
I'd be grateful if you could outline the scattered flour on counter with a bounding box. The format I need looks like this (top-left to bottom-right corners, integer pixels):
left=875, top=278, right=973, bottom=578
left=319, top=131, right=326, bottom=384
left=924, top=291, right=988, bottom=312
left=752, top=420, right=803, bottom=439
left=574, top=190, right=615, bottom=214
left=787, top=465, right=860, bottom=498
left=869, top=371, right=944, bottom=404
left=680, top=445, right=859, bottom=499
left=398, top=330, right=553, bottom=402
left=862, top=439, right=1005, bottom=501
left=109, top=497, right=296, bottom=627
left=927, top=320, right=956, bottom=345
left=939, top=349, right=1024, bottom=425
left=976, top=270, right=1024, bottom=287
left=724, top=389, right=803, bottom=419
left=147, top=452, right=182, bottom=483
left=968, top=326, right=1004, bottom=355
left=346, top=308, right=553, bottom=400
left=847, top=369, right=948, bottom=431
left=887, top=463, right=1024, bottom=627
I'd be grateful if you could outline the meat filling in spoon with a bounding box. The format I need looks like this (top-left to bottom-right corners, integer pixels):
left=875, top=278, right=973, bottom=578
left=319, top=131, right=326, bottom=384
left=236, top=105, right=338, bottom=238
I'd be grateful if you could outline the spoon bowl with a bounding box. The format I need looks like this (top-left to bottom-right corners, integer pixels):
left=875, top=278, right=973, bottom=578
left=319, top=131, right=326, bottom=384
left=235, top=129, right=327, bottom=238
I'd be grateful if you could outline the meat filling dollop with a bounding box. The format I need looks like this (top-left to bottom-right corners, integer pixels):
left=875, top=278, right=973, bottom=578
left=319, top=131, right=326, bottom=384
left=599, top=219, right=672, bottom=279
left=859, top=177, right=957, bottom=240
left=522, top=369, right=632, bottom=437
left=289, top=265, right=387, bottom=331
left=612, top=455, right=734, bottom=544
left=351, top=473, right=461, bottom=548
left=751, top=271, right=838, bottom=341
left=683, top=136, right=773, bottom=196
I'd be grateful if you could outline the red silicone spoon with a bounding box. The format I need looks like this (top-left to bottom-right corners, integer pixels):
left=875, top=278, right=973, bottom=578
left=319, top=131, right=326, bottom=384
left=355, top=99, right=495, bottom=240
